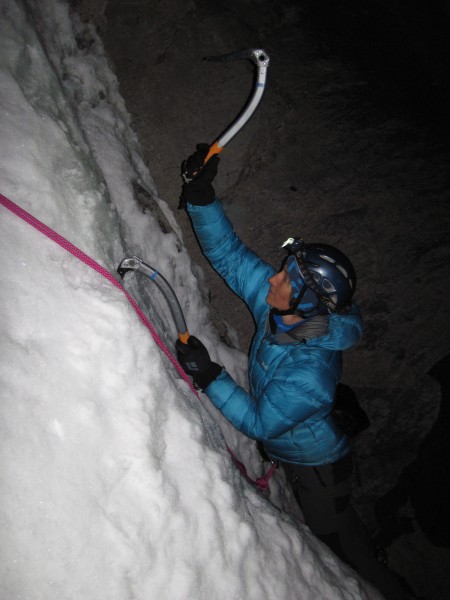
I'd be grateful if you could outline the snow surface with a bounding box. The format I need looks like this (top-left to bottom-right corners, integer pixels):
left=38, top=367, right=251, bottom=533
left=0, top=1, right=382, bottom=598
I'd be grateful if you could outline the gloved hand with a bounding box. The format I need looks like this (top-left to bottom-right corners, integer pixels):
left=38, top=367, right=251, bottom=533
left=176, top=335, right=222, bottom=390
left=179, top=143, right=220, bottom=208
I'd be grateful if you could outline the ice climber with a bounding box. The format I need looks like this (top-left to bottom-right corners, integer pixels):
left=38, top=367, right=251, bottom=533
left=176, top=144, right=411, bottom=600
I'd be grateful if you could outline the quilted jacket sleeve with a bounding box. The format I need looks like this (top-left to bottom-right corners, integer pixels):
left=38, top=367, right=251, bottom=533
left=204, top=357, right=331, bottom=440
left=185, top=200, right=350, bottom=445
left=187, top=199, right=274, bottom=323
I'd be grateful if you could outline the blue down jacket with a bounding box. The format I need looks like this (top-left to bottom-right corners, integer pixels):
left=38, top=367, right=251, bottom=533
left=188, top=199, right=363, bottom=466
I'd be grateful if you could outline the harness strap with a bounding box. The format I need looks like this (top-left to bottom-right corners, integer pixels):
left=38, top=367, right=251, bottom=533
left=0, top=193, right=276, bottom=492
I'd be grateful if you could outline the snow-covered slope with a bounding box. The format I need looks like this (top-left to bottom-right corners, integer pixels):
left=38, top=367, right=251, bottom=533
left=0, top=1, right=381, bottom=598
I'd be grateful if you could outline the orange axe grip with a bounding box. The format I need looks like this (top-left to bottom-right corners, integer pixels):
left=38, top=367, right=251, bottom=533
left=203, top=141, right=223, bottom=165
left=178, top=331, right=190, bottom=344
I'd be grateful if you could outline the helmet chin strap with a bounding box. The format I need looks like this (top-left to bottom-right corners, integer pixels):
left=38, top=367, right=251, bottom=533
left=271, top=287, right=326, bottom=318
left=271, top=307, right=298, bottom=317
left=271, top=305, right=324, bottom=318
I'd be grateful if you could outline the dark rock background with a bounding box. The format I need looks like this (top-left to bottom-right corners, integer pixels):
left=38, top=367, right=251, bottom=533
left=71, top=1, right=450, bottom=597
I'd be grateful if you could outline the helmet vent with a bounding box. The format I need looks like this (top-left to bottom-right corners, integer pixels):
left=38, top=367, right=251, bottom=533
left=319, top=254, right=336, bottom=264
left=336, top=264, right=349, bottom=278
left=322, top=278, right=336, bottom=293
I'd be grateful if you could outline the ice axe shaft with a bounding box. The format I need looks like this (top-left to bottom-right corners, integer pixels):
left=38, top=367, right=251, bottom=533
left=205, top=48, right=270, bottom=149
left=183, top=48, right=270, bottom=181
left=117, top=256, right=190, bottom=344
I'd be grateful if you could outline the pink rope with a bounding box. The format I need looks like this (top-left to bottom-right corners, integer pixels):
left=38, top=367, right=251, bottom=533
left=0, top=193, right=194, bottom=391
left=0, top=192, right=276, bottom=492
left=227, top=447, right=278, bottom=492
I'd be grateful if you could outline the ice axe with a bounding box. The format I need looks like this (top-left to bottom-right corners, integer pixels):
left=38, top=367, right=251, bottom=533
left=182, top=48, right=270, bottom=183
left=117, top=256, right=190, bottom=344
left=117, top=255, right=279, bottom=490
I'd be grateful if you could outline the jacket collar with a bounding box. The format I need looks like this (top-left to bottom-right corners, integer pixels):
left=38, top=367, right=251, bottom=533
left=266, top=310, right=329, bottom=345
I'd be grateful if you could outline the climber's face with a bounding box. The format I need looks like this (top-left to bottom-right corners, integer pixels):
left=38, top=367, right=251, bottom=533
left=266, top=267, right=292, bottom=311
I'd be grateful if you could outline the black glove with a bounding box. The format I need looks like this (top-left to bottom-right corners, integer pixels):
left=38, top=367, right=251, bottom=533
left=176, top=335, right=222, bottom=390
left=179, top=143, right=220, bottom=208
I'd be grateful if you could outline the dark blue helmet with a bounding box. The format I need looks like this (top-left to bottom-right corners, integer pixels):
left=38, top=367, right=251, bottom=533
left=282, top=238, right=356, bottom=314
